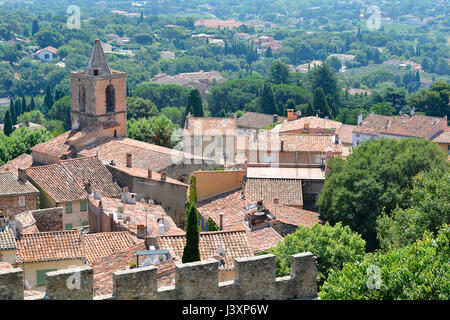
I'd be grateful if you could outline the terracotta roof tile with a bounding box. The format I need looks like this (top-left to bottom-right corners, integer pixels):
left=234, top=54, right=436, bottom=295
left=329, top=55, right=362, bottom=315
left=432, top=129, right=450, bottom=143
left=247, top=227, right=282, bottom=254
left=249, top=133, right=342, bottom=153
left=84, top=232, right=140, bottom=263
left=26, top=156, right=121, bottom=203
left=110, top=164, right=189, bottom=187
left=246, top=178, right=303, bottom=206
left=158, top=230, right=254, bottom=271
left=185, top=117, right=237, bottom=135
left=237, top=112, right=286, bottom=130
left=16, top=230, right=84, bottom=263
left=0, top=228, right=17, bottom=251
left=89, top=197, right=185, bottom=237
left=277, top=116, right=342, bottom=133
left=0, top=154, right=33, bottom=174
left=0, top=171, right=39, bottom=197
left=336, top=124, right=356, bottom=145
left=353, top=114, right=446, bottom=138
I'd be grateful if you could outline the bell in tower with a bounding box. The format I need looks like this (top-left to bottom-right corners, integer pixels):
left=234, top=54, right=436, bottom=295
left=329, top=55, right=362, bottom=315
left=69, top=39, right=127, bottom=138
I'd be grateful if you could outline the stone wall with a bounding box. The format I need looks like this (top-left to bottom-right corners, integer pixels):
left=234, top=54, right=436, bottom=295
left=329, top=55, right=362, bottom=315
left=32, top=207, right=64, bottom=232
left=0, top=194, right=38, bottom=215
left=0, top=253, right=318, bottom=300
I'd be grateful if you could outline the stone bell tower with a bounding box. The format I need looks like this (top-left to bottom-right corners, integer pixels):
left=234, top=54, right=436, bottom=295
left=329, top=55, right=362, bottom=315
left=69, top=39, right=127, bottom=138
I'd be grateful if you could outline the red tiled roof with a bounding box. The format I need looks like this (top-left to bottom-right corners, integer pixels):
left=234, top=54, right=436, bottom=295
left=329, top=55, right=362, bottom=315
left=30, top=130, right=75, bottom=157
left=237, top=112, right=287, bottom=130
left=25, top=156, right=122, bottom=203
left=247, top=227, right=282, bottom=254
left=432, top=129, right=450, bottom=143
left=16, top=230, right=84, bottom=263
left=0, top=171, right=39, bottom=197
left=78, top=137, right=204, bottom=172
left=265, top=204, right=321, bottom=228
left=246, top=178, right=303, bottom=206
left=0, top=154, right=33, bottom=174
left=353, top=114, right=446, bottom=138
left=89, top=197, right=185, bottom=237
left=158, top=230, right=254, bottom=271
left=185, top=116, right=237, bottom=135
left=84, top=232, right=140, bottom=263
left=277, top=116, right=342, bottom=133
left=336, top=124, right=356, bottom=145
left=249, top=133, right=342, bottom=153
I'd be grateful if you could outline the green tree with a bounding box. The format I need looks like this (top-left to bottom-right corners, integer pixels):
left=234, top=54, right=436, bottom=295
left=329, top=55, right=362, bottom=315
left=369, top=102, right=395, bottom=116
left=14, top=100, right=22, bottom=119
left=17, top=110, right=47, bottom=126
left=182, top=202, right=201, bottom=263
left=3, top=109, right=13, bottom=136
left=49, top=96, right=71, bottom=131
left=270, top=61, right=290, bottom=85
left=327, top=56, right=342, bottom=72
left=43, top=84, right=54, bottom=115
left=9, top=99, right=16, bottom=125
left=266, top=222, right=366, bottom=285
left=126, top=97, right=159, bottom=120
left=34, top=29, right=64, bottom=48
left=319, top=225, right=450, bottom=300
left=317, top=138, right=448, bottom=251
left=127, top=115, right=178, bottom=148
left=29, top=97, right=36, bottom=111
left=21, top=96, right=27, bottom=114
left=313, top=88, right=331, bottom=117
left=376, top=169, right=450, bottom=250
left=31, top=19, right=39, bottom=36
left=259, top=82, right=277, bottom=115
left=310, top=63, right=340, bottom=100
left=185, top=89, right=203, bottom=117
left=407, top=81, right=449, bottom=117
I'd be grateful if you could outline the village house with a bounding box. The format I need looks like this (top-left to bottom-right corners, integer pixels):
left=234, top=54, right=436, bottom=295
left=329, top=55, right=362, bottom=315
left=432, top=129, right=450, bottom=159
left=24, top=156, right=122, bottom=230
left=184, top=115, right=237, bottom=164
left=106, top=160, right=189, bottom=228
left=0, top=171, right=39, bottom=215
left=15, top=230, right=85, bottom=291
left=31, top=46, right=58, bottom=63
left=87, top=192, right=185, bottom=237
left=352, top=114, right=448, bottom=146
left=194, top=18, right=243, bottom=29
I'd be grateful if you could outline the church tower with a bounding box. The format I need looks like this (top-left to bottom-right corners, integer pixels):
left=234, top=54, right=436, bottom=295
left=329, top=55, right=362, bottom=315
left=69, top=39, right=127, bottom=138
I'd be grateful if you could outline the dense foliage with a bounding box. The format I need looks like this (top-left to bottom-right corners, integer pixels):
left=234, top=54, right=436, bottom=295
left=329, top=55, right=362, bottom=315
left=319, top=225, right=450, bottom=300
left=265, top=222, right=366, bottom=285
left=317, top=138, right=448, bottom=251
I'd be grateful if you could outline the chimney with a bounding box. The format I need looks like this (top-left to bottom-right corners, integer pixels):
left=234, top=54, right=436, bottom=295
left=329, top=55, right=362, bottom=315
left=137, top=224, right=146, bottom=239
left=357, top=114, right=363, bottom=126
left=273, top=114, right=278, bottom=123
left=280, top=140, right=284, bottom=152
left=18, top=168, right=27, bottom=183
left=147, top=169, right=152, bottom=179
left=287, top=109, right=296, bottom=121
left=160, top=171, right=167, bottom=181
left=304, top=122, right=310, bottom=130
left=218, top=212, right=224, bottom=230
left=126, top=153, right=132, bottom=168
left=84, top=181, right=92, bottom=194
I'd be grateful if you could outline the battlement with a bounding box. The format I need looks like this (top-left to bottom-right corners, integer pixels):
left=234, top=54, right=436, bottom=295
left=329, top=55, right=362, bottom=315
left=0, top=253, right=318, bottom=300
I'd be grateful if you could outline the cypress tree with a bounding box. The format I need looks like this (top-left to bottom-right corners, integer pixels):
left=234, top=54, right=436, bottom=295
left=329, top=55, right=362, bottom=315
left=21, top=96, right=27, bottom=114
left=43, top=84, right=54, bottom=114
left=32, top=19, right=39, bottom=35
left=259, top=82, right=277, bottom=115
left=14, top=100, right=21, bottom=119
left=30, top=96, right=36, bottom=111
left=9, top=99, right=17, bottom=125
left=186, top=89, right=203, bottom=117
left=313, top=88, right=330, bottom=117
left=306, top=100, right=314, bottom=116
left=182, top=202, right=201, bottom=263
left=3, top=109, right=13, bottom=136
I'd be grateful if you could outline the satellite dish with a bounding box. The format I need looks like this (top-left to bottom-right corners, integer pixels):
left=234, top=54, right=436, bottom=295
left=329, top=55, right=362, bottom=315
left=217, top=246, right=226, bottom=257
left=157, top=217, right=171, bottom=235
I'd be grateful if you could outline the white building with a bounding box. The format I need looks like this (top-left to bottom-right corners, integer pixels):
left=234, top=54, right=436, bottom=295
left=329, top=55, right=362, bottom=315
left=31, top=46, right=58, bottom=63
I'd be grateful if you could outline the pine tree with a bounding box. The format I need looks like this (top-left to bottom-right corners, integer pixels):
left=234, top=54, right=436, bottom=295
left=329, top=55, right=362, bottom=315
left=182, top=202, right=201, bottom=263
left=3, top=109, right=13, bottom=136
left=186, top=89, right=203, bottom=117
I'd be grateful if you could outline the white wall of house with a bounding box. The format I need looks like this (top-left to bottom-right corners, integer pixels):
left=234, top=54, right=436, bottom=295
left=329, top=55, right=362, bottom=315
left=352, top=132, right=377, bottom=146
left=33, top=50, right=56, bottom=63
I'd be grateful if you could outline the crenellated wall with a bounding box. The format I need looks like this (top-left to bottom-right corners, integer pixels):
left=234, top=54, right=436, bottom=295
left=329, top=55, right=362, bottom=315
left=0, top=253, right=318, bottom=300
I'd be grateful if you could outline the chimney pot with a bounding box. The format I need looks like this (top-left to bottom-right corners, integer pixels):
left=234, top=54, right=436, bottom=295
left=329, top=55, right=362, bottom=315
left=273, top=114, right=278, bottom=123
left=147, top=169, right=152, bottom=179
left=18, top=168, right=27, bottom=183
left=126, top=153, right=132, bottom=168
left=160, top=171, right=167, bottom=181
left=219, top=212, right=224, bottom=230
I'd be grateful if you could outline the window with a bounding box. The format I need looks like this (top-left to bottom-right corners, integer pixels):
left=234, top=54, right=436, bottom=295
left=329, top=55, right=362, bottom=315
left=80, top=200, right=87, bottom=212
left=79, top=85, right=86, bottom=112
left=194, top=136, right=201, bottom=147
left=44, top=54, right=49, bottom=59
left=36, top=269, right=57, bottom=286
left=217, top=136, right=223, bottom=147
left=93, top=69, right=99, bottom=76
left=315, top=155, right=324, bottom=164
left=18, top=196, right=25, bottom=207
left=105, top=84, right=116, bottom=112
left=65, top=223, right=73, bottom=230
left=65, top=202, right=73, bottom=213
left=82, top=221, right=88, bottom=226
